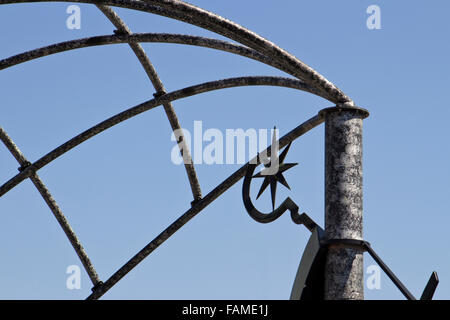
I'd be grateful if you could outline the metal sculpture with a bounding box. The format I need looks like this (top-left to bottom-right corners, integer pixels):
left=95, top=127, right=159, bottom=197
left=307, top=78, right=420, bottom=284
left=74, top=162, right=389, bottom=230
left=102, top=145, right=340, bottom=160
left=0, top=0, right=438, bottom=300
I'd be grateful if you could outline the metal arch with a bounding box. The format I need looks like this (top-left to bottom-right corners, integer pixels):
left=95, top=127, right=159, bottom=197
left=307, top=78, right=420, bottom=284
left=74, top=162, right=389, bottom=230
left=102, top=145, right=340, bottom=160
left=0, top=1, right=357, bottom=299
left=0, top=32, right=324, bottom=200
left=0, top=34, right=301, bottom=83
left=96, top=5, right=202, bottom=201
left=140, top=0, right=348, bottom=102
left=0, top=76, right=318, bottom=198
left=0, top=0, right=337, bottom=103
left=0, top=0, right=353, bottom=104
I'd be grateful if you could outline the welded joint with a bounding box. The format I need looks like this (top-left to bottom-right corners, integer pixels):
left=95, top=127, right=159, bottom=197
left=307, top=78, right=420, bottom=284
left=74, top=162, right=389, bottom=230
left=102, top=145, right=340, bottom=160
left=91, top=281, right=104, bottom=293
left=113, top=29, right=129, bottom=38
left=153, top=90, right=166, bottom=99
left=18, top=160, right=32, bottom=172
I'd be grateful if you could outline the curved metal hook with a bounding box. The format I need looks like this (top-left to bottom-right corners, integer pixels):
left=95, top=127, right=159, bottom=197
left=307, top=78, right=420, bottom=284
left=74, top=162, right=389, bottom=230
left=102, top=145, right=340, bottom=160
left=242, top=163, right=301, bottom=224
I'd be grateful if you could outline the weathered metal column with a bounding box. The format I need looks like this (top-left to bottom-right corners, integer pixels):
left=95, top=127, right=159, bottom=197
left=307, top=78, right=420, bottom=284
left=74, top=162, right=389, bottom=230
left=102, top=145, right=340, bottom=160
left=320, top=105, right=369, bottom=300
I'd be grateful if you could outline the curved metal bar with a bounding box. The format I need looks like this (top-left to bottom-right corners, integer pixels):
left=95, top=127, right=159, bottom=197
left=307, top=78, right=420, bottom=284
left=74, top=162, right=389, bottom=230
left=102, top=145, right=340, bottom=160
left=0, top=128, right=101, bottom=286
left=140, top=0, right=350, bottom=102
left=96, top=5, right=164, bottom=89
left=0, top=33, right=293, bottom=78
left=0, top=0, right=352, bottom=104
left=87, top=113, right=325, bottom=299
left=0, top=76, right=318, bottom=198
left=96, top=6, right=202, bottom=201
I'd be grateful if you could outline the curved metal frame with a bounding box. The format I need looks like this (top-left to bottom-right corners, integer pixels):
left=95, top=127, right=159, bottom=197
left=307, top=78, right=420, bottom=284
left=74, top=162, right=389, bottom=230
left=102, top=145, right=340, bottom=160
left=96, top=5, right=202, bottom=200
left=0, top=0, right=355, bottom=299
left=0, top=0, right=353, bottom=104
left=0, top=76, right=320, bottom=197
left=0, top=34, right=307, bottom=82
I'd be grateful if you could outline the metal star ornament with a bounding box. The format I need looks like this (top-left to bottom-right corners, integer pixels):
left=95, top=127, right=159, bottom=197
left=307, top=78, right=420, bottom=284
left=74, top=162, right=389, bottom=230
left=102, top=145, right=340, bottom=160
left=253, top=129, right=298, bottom=210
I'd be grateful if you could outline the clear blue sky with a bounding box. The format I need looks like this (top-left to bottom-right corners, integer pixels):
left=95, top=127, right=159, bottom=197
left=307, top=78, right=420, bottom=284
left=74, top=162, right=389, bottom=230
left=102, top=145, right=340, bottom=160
left=0, top=0, right=449, bottom=299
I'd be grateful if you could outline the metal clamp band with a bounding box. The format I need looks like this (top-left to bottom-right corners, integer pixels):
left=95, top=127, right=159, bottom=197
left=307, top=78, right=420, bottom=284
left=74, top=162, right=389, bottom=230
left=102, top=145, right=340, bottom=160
left=91, top=281, right=104, bottom=293
left=321, top=239, right=370, bottom=251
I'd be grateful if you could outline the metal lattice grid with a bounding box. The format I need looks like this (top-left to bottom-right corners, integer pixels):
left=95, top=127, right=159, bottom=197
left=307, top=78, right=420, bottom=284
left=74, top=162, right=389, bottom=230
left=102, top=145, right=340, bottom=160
left=0, top=0, right=374, bottom=300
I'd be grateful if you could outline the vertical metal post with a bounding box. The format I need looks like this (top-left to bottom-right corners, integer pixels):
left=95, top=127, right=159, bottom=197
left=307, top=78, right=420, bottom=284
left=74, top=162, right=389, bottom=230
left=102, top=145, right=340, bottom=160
left=320, top=105, right=369, bottom=300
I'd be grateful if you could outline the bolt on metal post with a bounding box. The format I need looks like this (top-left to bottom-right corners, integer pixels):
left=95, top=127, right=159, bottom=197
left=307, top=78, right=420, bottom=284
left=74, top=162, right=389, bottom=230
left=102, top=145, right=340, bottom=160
left=320, top=105, right=369, bottom=300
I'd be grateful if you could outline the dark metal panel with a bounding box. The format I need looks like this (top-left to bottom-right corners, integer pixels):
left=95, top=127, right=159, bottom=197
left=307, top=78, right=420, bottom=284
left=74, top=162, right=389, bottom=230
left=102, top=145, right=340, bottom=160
left=290, top=226, right=325, bottom=300
left=421, top=272, right=439, bottom=300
